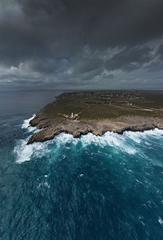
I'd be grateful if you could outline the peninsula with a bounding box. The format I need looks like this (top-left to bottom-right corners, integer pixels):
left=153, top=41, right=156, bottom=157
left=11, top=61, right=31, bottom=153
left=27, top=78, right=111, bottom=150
left=28, top=91, right=163, bottom=144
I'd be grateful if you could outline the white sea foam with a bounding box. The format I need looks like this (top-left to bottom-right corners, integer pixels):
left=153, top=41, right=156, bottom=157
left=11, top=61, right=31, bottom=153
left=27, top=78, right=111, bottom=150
left=158, top=217, right=163, bottom=226
left=137, top=128, right=163, bottom=137
left=105, top=132, right=137, bottom=155
left=15, top=115, right=44, bottom=163
left=124, top=128, right=163, bottom=144
left=14, top=126, right=163, bottom=164
left=80, top=132, right=137, bottom=155
left=37, top=181, right=50, bottom=189
left=124, top=131, right=142, bottom=143
left=21, top=114, right=36, bottom=132
left=14, top=137, right=50, bottom=164
left=55, top=133, right=77, bottom=145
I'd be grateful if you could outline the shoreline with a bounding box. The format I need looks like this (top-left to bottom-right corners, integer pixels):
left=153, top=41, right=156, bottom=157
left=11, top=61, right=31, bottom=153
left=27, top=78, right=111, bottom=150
left=27, top=91, right=163, bottom=144
left=27, top=116, right=163, bottom=144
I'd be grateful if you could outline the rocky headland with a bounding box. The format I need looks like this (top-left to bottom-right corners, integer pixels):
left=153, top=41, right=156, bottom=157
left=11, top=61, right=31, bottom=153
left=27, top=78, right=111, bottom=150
left=28, top=91, right=163, bottom=144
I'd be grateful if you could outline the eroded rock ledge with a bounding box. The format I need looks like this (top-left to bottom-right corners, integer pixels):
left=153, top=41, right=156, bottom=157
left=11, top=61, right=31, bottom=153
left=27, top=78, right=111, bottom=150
left=27, top=116, right=163, bottom=144
left=27, top=91, right=163, bottom=144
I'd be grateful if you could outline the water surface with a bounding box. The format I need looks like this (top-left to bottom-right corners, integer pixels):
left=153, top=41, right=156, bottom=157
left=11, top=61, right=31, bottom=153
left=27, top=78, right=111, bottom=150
left=0, top=90, right=163, bottom=240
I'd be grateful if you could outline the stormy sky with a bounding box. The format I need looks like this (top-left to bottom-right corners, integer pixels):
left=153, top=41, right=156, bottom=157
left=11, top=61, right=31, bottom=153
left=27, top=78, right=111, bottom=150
left=0, top=0, right=163, bottom=90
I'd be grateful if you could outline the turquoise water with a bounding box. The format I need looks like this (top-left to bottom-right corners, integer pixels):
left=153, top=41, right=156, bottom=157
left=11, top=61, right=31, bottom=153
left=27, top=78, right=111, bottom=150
left=0, top=91, right=163, bottom=240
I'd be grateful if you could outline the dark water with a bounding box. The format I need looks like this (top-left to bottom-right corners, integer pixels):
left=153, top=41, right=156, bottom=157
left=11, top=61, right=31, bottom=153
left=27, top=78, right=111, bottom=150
left=0, top=90, right=163, bottom=240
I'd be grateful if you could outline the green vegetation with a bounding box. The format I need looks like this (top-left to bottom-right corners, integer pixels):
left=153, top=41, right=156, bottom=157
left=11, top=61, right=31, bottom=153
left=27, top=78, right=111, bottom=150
left=41, top=90, right=163, bottom=120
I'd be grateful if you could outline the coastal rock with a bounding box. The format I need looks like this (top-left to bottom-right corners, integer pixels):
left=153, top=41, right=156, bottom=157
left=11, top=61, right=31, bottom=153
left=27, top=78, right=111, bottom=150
left=27, top=117, right=163, bottom=144
left=27, top=91, right=163, bottom=144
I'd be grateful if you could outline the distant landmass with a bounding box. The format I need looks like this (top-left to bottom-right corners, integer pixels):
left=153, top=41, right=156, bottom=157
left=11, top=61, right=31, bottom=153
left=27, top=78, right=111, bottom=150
left=28, top=90, right=163, bottom=144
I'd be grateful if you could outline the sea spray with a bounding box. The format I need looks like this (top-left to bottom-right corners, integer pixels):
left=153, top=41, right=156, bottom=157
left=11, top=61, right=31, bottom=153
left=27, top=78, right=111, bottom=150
left=21, top=114, right=37, bottom=132
left=14, top=116, right=163, bottom=164
left=2, top=114, right=163, bottom=239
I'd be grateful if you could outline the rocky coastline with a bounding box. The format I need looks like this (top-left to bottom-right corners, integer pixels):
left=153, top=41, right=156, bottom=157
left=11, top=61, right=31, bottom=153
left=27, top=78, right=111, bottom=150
left=27, top=91, right=163, bottom=144
left=28, top=116, right=163, bottom=144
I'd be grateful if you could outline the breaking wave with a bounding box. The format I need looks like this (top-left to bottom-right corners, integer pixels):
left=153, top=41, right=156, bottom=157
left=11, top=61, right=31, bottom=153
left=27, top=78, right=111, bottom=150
left=21, top=114, right=36, bottom=132
left=14, top=138, right=50, bottom=163
left=14, top=116, right=163, bottom=164
left=3, top=110, right=163, bottom=240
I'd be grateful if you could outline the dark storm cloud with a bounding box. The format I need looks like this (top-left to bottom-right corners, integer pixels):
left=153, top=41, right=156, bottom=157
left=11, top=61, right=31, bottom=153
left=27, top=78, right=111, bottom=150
left=0, top=0, right=163, bottom=89
left=105, top=46, right=152, bottom=72
left=74, top=58, right=103, bottom=74
left=158, top=44, right=163, bottom=60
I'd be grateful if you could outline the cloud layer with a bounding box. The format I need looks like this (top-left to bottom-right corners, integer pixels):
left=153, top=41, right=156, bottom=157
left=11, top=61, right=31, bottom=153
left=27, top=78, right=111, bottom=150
left=0, top=0, right=163, bottom=89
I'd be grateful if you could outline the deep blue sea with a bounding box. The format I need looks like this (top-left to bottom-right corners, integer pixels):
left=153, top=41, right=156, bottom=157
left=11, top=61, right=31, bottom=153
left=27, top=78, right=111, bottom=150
left=0, top=90, right=163, bottom=240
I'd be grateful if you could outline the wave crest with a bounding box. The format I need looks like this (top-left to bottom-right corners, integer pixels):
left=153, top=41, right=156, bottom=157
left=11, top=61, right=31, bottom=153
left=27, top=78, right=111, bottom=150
left=21, top=114, right=36, bottom=132
left=14, top=116, right=163, bottom=164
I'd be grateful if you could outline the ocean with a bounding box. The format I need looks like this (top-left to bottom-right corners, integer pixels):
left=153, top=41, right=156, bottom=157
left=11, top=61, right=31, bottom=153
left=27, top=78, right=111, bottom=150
left=0, top=90, right=163, bottom=240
